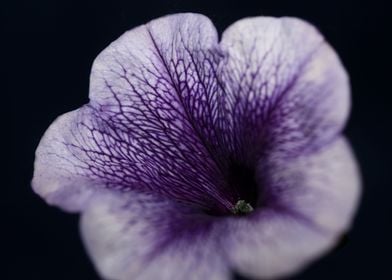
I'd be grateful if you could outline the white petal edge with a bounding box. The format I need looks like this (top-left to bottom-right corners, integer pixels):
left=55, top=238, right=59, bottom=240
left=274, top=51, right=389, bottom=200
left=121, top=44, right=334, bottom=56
left=80, top=192, right=231, bottom=280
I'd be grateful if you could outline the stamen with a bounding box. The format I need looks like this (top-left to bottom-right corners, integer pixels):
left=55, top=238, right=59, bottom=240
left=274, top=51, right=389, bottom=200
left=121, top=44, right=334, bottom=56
left=231, top=200, right=254, bottom=215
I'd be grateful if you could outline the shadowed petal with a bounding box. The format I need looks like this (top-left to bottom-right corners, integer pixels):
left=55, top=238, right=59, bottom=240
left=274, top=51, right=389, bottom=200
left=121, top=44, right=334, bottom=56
left=221, top=138, right=360, bottom=279
left=219, top=17, right=350, bottom=162
left=81, top=192, right=230, bottom=280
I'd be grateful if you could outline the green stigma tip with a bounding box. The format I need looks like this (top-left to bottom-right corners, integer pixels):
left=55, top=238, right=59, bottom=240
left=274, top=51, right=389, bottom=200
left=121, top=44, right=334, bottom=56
left=232, top=200, right=254, bottom=215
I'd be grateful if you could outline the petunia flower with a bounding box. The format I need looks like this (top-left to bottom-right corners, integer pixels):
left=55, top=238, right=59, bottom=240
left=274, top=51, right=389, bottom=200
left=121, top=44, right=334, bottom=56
left=32, top=13, right=361, bottom=280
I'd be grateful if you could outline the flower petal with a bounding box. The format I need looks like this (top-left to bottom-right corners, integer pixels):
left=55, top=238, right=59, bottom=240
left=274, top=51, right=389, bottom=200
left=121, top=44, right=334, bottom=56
left=221, top=138, right=361, bottom=279
left=80, top=192, right=230, bottom=280
left=219, top=17, right=350, bottom=161
left=261, top=137, right=361, bottom=232
left=32, top=108, right=106, bottom=212
left=33, top=13, right=236, bottom=213
left=84, top=13, right=240, bottom=212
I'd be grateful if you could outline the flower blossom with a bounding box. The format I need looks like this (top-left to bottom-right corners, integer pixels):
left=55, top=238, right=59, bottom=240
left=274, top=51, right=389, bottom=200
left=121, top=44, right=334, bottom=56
left=32, top=13, right=361, bottom=280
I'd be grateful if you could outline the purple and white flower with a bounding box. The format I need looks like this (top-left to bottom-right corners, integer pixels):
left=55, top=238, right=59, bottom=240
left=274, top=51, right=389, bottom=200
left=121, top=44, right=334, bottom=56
left=32, top=13, right=361, bottom=280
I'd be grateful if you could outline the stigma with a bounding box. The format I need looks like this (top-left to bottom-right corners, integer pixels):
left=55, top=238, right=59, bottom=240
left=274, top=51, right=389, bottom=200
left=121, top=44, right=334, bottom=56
left=231, top=200, right=254, bottom=215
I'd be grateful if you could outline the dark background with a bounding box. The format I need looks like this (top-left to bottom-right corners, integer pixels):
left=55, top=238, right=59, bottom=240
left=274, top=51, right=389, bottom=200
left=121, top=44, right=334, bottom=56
left=4, top=0, right=390, bottom=279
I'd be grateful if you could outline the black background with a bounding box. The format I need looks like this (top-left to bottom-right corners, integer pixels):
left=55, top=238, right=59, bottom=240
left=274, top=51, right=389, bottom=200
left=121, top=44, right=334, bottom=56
left=5, top=0, right=391, bottom=279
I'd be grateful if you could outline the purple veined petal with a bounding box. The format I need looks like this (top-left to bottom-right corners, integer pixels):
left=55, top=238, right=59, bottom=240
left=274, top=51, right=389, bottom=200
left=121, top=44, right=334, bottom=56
left=79, top=13, right=241, bottom=213
left=220, top=138, right=361, bottom=279
left=80, top=191, right=231, bottom=280
left=219, top=17, right=350, bottom=161
left=33, top=13, right=237, bottom=214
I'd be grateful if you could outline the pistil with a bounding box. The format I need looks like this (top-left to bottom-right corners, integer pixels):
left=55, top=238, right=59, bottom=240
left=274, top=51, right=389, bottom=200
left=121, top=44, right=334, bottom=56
left=231, top=200, right=254, bottom=215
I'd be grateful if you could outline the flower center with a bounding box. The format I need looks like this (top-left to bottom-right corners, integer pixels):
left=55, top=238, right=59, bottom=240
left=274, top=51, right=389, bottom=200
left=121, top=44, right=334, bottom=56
left=231, top=200, right=254, bottom=215
left=203, top=161, right=261, bottom=217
